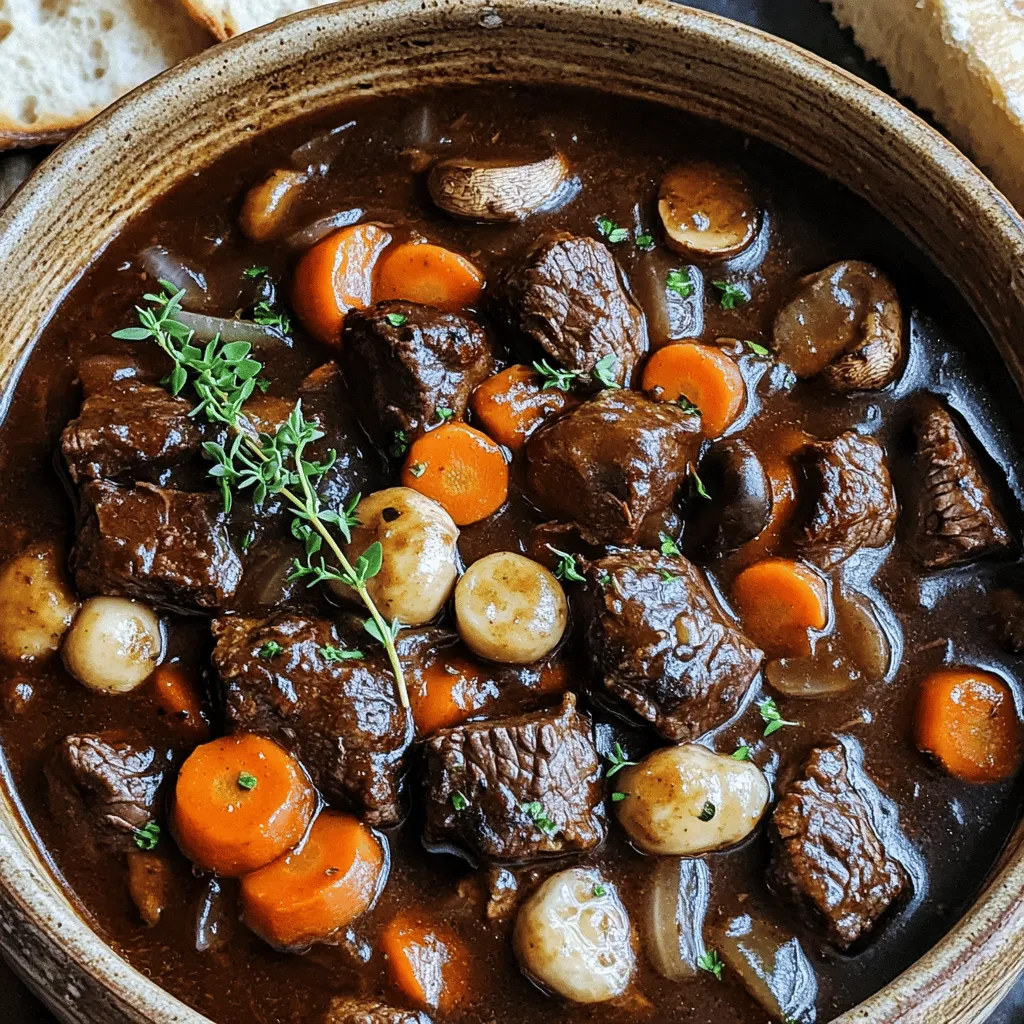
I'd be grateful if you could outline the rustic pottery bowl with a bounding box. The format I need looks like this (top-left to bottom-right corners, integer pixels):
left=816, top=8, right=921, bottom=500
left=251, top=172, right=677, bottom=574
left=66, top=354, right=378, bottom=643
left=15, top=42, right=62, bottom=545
left=1, top=0, right=1023, bottom=1021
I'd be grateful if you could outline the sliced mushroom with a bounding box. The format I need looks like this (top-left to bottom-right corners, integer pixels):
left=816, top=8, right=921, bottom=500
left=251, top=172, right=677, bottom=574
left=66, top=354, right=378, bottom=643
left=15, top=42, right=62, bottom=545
left=239, top=169, right=307, bottom=242
left=772, top=260, right=903, bottom=391
left=428, top=153, right=569, bottom=222
left=658, top=162, right=758, bottom=259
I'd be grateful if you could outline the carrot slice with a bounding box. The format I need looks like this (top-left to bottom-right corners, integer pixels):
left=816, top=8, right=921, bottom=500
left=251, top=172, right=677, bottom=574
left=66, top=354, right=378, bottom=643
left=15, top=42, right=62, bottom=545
left=292, top=223, right=392, bottom=345
left=470, top=364, right=575, bottom=450
left=240, top=811, right=385, bottom=950
left=642, top=342, right=746, bottom=437
left=732, top=558, right=830, bottom=658
left=401, top=422, right=508, bottom=526
left=171, top=734, right=316, bottom=877
left=915, top=668, right=1022, bottom=782
left=151, top=663, right=209, bottom=741
left=375, top=242, right=484, bottom=313
left=408, top=651, right=494, bottom=737
left=381, top=913, right=469, bottom=1011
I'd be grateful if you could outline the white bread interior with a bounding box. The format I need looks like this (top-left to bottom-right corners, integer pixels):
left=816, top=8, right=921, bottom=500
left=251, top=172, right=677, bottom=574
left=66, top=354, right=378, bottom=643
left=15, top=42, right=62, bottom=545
left=178, top=0, right=334, bottom=41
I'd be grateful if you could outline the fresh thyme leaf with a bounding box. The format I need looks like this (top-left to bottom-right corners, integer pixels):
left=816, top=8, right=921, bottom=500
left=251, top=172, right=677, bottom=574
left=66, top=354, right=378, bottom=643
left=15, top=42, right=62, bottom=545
left=592, top=884, right=607, bottom=897
left=451, top=791, right=469, bottom=811
left=237, top=771, right=258, bottom=791
left=408, top=462, right=427, bottom=478
left=547, top=545, right=585, bottom=583
left=364, top=615, right=401, bottom=646
left=635, top=233, right=655, bottom=251
left=133, top=821, right=160, bottom=851
left=731, top=745, right=752, bottom=761
left=320, top=644, right=364, bottom=662
left=258, top=641, right=284, bottom=660
left=667, top=268, right=694, bottom=299
left=596, top=216, right=629, bottom=244
left=593, top=353, right=621, bottom=389
left=692, top=469, right=711, bottom=500
left=520, top=800, right=558, bottom=836
left=659, top=569, right=681, bottom=583
left=533, top=358, right=583, bottom=392
left=385, top=312, right=409, bottom=327
left=659, top=531, right=682, bottom=557
left=243, top=265, right=269, bottom=279
left=713, top=280, right=749, bottom=310
left=611, top=791, right=628, bottom=802
left=256, top=377, right=271, bottom=393
left=605, top=742, right=636, bottom=777
left=758, top=697, right=800, bottom=737
left=390, top=430, right=409, bottom=458
left=597, top=571, right=612, bottom=588
left=697, top=801, right=716, bottom=822
left=745, top=339, right=770, bottom=356
left=434, top=407, right=454, bottom=424
left=241, top=528, right=256, bottom=552
left=697, top=949, right=724, bottom=981
left=254, top=300, right=292, bottom=335
left=677, top=395, right=701, bottom=416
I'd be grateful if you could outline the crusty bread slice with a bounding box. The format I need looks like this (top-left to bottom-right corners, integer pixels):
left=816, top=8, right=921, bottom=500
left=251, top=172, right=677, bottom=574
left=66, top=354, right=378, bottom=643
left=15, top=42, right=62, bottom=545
left=0, top=0, right=211, bottom=148
left=179, top=0, right=334, bottom=40
left=825, top=0, right=1024, bottom=210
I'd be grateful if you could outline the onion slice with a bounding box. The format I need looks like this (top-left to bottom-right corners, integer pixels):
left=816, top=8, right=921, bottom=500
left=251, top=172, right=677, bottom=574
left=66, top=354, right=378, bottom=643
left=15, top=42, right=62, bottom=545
left=139, top=246, right=209, bottom=311
left=175, top=310, right=287, bottom=347
left=285, top=208, right=365, bottom=250
left=645, top=856, right=711, bottom=980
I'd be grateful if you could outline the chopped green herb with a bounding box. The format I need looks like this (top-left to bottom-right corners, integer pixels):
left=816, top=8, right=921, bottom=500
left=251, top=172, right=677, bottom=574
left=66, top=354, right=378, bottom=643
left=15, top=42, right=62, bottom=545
left=659, top=569, right=681, bottom=583
left=390, top=430, right=409, bottom=459
left=363, top=614, right=401, bottom=646
left=592, top=353, right=621, bottom=390
left=547, top=545, right=586, bottom=583
left=408, top=462, right=427, bottom=478
left=241, top=528, right=256, bottom=552
left=521, top=800, right=558, bottom=836
left=635, top=233, right=655, bottom=251
left=237, top=771, right=258, bottom=791
left=667, top=268, right=694, bottom=299
left=692, top=469, right=711, bottom=500
left=758, top=697, right=800, bottom=737
left=611, top=791, right=628, bottom=803
left=320, top=644, right=364, bottom=662
left=451, top=791, right=469, bottom=812
left=744, top=339, right=770, bottom=356
left=253, top=300, right=292, bottom=335
left=133, top=821, right=160, bottom=851
left=677, top=395, right=700, bottom=416
left=596, top=216, right=629, bottom=244
left=533, top=358, right=583, bottom=392
left=731, top=745, right=752, bottom=761
left=385, top=312, right=409, bottom=327
left=243, top=265, right=268, bottom=279
left=697, top=801, right=716, bottom=822
left=659, top=531, right=682, bottom=558
left=592, top=884, right=607, bottom=897
left=697, top=949, right=724, bottom=981
left=255, top=377, right=271, bottom=393
left=605, top=742, right=636, bottom=777
left=435, top=407, right=454, bottom=424
left=713, top=280, right=749, bottom=310
left=597, top=571, right=612, bottom=588
left=258, top=640, right=284, bottom=660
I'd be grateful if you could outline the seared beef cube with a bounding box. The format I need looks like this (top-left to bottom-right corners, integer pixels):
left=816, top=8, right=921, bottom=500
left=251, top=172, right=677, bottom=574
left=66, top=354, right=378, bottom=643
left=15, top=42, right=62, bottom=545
left=73, top=481, right=242, bottom=611
left=341, top=301, right=494, bottom=447
left=503, top=233, right=647, bottom=385
left=61, top=378, right=202, bottom=484
left=575, top=550, right=762, bottom=740
left=324, top=999, right=431, bottom=1024
left=212, top=613, right=414, bottom=826
left=906, top=399, right=1013, bottom=568
left=524, top=390, right=701, bottom=544
left=794, top=431, right=898, bottom=567
left=45, top=731, right=172, bottom=854
left=422, top=693, right=605, bottom=863
left=770, top=741, right=907, bottom=948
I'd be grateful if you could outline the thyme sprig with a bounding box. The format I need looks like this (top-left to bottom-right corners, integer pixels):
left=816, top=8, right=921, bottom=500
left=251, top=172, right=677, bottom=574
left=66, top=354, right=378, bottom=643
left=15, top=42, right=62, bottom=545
left=113, top=283, right=409, bottom=708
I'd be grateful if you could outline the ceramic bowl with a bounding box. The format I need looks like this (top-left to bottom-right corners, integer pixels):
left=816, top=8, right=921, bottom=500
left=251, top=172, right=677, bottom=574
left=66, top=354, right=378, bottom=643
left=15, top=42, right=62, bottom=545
left=1, top=1, right=1023, bottom=1021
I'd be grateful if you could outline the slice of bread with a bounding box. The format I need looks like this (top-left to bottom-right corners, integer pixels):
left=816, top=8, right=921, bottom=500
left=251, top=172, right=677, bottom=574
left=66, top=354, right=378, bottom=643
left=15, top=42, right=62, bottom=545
left=825, top=0, right=1024, bottom=210
left=179, top=0, right=334, bottom=40
left=0, top=0, right=211, bottom=148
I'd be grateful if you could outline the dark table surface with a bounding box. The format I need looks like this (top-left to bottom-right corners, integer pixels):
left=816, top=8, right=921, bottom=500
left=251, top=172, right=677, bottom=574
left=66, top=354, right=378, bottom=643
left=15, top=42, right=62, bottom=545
left=2, top=1, right=1023, bottom=1021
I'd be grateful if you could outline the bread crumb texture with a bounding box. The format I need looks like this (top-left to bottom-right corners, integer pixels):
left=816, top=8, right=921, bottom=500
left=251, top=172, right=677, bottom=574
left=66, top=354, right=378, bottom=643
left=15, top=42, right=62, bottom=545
left=827, top=0, right=1024, bottom=210
left=0, top=0, right=209, bottom=142
left=179, top=0, right=335, bottom=41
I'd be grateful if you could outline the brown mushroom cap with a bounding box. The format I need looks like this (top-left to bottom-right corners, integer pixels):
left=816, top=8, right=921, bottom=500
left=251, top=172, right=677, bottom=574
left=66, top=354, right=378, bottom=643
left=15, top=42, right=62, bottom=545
left=771, top=260, right=903, bottom=391
left=657, top=162, right=759, bottom=259
left=427, top=152, right=569, bottom=222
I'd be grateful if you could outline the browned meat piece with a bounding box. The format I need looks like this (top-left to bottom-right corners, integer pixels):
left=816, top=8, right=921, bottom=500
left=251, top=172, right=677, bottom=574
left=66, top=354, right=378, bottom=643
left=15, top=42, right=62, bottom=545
left=341, top=300, right=494, bottom=447
left=794, top=431, right=898, bottom=567
left=574, top=550, right=762, bottom=740
left=906, top=399, right=1013, bottom=568
left=770, top=741, right=907, bottom=949
left=503, top=232, right=647, bottom=385
left=127, top=851, right=173, bottom=927
left=524, top=389, right=701, bottom=544
left=323, top=998, right=431, bottom=1024
left=61, top=378, right=202, bottom=484
left=72, top=481, right=242, bottom=611
left=422, top=693, right=605, bottom=863
left=211, top=613, right=414, bottom=826
left=45, top=731, right=172, bottom=855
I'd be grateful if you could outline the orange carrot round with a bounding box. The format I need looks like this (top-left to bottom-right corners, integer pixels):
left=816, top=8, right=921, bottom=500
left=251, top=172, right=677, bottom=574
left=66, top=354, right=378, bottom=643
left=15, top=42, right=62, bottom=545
left=381, top=913, right=469, bottom=1011
left=470, top=365, right=575, bottom=450
left=375, top=242, right=484, bottom=313
left=915, top=668, right=1022, bottom=782
left=642, top=342, right=746, bottom=437
left=171, top=734, right=316, bottom=877
left=151, top=663, right=209, bottom=741
left=401, top=422, right=508, bottom=526
left=732, top=558, right=830, bottom=658
left=408, top=651, right=494, bottom=737
left=292, top=223, right=392, bottom=345
left=240, top=811, right=386, bottom=950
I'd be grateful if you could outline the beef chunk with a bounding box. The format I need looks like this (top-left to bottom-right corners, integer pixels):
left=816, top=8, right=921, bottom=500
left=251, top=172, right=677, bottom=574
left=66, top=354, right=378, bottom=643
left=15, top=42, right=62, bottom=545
left=794, top=431, right=898, bottom=567
left=906, top=399, right=1013, bottom=568
left=323, top=998, right=431, bottom=1024
left=72, top=481, right=242, bottom=611
left=45, top=732, right=172, bottom=854
left=524, top=389, right=701, bottom=544
left=575, top=550, right=762, bottom=740
left=503, top=233, right=647, bottom=385
left=61, top=378, right=203, bottom=484
left=212, top=613, right=414, bottom=826
left=422, top=693, right=605, bottom=863
left=341, top=301, right=494, bottom=447
left=770, top=741, right=907, bottom=948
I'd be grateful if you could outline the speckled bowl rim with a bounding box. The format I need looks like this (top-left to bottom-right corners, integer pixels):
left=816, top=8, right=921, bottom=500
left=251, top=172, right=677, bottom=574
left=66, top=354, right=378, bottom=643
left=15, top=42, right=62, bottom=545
left=1, top=2, right=1023, bottom=1022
